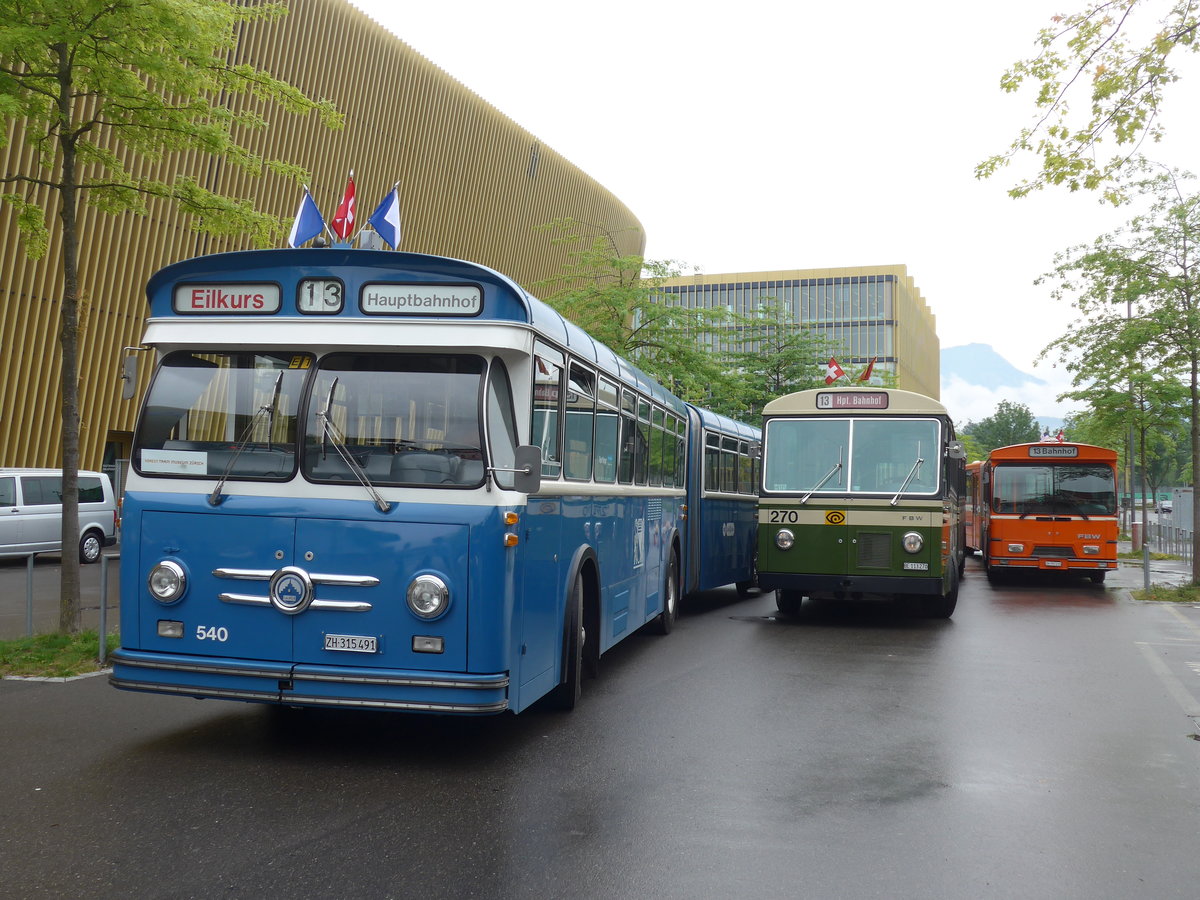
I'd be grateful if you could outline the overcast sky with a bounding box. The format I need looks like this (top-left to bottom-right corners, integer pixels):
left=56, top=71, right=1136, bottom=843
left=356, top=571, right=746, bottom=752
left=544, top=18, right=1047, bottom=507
left=346, top=0, right=1199, bottom=424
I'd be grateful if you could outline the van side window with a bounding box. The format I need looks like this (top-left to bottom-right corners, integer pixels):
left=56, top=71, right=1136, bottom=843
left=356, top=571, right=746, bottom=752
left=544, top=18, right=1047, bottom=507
left=0, top=476, right=13, bottom=506
left=78, top=477, right=104, bottom=503
left=23, top=476, right=64, bottom=505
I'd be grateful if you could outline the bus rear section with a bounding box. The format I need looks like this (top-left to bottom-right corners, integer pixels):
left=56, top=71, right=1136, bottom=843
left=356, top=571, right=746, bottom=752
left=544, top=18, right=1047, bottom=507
left=976, top=442, right=1118, bottom=583
left=755, top=388, right=966, bottom=618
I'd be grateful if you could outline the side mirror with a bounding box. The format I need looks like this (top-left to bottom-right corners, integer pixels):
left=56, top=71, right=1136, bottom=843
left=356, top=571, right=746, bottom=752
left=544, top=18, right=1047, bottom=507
left=946, top=440, right=967, bottom=460
left=512, top=445, right=542, bottom=495
left=121, top=354, right=138, bottom=400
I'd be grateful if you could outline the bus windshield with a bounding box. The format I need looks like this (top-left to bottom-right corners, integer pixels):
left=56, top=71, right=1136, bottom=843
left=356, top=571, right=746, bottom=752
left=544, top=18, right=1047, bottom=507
left=992, top=463, right=1117, bottom=516
left=134, top=351, right=310, bottom=479
left=765, top=417, right=941, bottom=495
left=135, top=350, right=493, bottom=488
left=303, top=353, right=487, bottom=487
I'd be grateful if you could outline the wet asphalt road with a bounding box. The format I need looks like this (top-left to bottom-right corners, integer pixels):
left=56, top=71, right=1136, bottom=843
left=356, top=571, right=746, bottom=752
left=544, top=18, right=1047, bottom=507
left=3, top=555, right=1200, bottom=899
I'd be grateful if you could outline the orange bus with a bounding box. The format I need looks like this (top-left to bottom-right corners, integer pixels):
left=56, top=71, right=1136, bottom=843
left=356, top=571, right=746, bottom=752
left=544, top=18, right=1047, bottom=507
left=966, top=442, right=1118, bottom=583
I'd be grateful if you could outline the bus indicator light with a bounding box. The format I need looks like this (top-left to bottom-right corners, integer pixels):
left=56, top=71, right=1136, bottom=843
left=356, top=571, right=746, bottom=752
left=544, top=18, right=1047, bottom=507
left=503, top=533, right=519, bottom=547
left=504, top=512, right=519, bottom=526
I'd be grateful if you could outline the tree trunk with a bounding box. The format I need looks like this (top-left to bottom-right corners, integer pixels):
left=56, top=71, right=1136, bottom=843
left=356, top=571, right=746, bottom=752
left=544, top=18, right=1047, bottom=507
left=55, top=44, right=82, bottom=634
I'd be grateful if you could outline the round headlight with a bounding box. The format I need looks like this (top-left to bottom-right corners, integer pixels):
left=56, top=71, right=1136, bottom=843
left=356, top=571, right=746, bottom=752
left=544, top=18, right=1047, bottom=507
left=775, top=529, right=795, bottom=550
left=148, top=560, right=187, bottom=604
left=902, top=531, right=924, bottom=554
left=407, top=574, right=449, bottom=619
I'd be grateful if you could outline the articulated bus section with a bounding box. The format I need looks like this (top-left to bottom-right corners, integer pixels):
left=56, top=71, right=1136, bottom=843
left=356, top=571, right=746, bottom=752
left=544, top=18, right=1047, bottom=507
left=966, top=442, right=1118, bottom=582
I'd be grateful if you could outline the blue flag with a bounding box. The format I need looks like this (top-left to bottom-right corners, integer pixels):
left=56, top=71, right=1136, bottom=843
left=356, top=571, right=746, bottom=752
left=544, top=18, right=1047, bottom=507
left=368, top=183, right=402, bottom=249
left=287, top=187, right=326, bottom=248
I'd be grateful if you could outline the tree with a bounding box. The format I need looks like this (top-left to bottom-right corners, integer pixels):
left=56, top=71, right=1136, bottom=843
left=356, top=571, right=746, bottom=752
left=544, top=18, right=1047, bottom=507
left=977, top=1, right=1200, bottom=203
left=1038, top=167, right=1200, bottom=579
left=713, top=296, right=839, bottom=421
left=533, top=218, right=734, bottom=406
left=0, top=0, right=341, bottom=632
left=962, top=400, right=1042, bottom=452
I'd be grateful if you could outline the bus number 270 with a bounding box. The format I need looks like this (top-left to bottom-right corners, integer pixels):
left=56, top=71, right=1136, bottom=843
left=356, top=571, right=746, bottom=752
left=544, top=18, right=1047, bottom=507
left=767, top=510, right=801, bottom=524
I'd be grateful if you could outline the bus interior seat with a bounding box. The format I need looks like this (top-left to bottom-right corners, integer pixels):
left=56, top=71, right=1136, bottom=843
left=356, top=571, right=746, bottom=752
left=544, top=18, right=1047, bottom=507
left=392, top=452, right=451, bottom=484
left=455, top=459, right=485, bottom=484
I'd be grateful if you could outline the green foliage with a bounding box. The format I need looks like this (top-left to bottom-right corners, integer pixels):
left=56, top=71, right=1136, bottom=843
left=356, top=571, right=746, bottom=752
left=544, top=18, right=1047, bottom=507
left=977, top=1, right=1200, bottom=202
left=533, top=218, right=734, bottom=407
left=1039, top=166, right=1200, bottom=578
left=713, top=296, right=838, bottom=421
left=0, top=0, right=343, bottom=251
left=962, top=399, right=1042, bottom=452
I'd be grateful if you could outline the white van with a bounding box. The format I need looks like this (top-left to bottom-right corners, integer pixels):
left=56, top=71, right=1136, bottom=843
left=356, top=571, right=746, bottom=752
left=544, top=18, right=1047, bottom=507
left=0, top=468, right=118, bottom=563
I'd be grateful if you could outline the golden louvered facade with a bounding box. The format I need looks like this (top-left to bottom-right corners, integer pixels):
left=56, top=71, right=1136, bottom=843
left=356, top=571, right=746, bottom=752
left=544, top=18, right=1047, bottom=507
left=0, top=0, right=644, bottom=474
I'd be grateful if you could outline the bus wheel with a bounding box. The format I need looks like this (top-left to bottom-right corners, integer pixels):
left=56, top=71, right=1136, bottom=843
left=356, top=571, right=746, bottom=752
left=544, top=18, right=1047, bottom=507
left=652, top=548, right=680, bottom=635
left=550, top=575, right=585, bottom=710
left=925, top=564, right=959, bottom=618
left=735, top=548, right=758, bottom=598
left=776, top=590, right=801, bottom=616
left=1089, top=571, right=1107, bottom=584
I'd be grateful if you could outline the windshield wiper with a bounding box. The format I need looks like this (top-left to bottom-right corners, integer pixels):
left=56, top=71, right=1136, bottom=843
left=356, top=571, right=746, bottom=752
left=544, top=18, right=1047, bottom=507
left=209, top=371, right=284, bottom=507
left=316, top=380, right=391, bottom=513
left=800, top=447, right=843, bottom=504
left=890, top=443, right=924, bottom=507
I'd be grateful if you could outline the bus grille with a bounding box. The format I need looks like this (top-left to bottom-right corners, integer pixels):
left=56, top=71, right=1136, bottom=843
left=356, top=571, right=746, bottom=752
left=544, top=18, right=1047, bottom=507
left=856, top=532, right=892, bottom=568
left=1032, top=545, right=1071, bottom=558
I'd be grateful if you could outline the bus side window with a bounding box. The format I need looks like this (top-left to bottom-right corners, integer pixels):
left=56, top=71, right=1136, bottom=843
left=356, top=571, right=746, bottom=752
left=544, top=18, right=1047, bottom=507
left=594, top=378, right=619, bottom=483
left=532, top=344, right=563, bottom=479
left=618, top=389, right=637, bottom=484
left=704, top=432, right=720, bottom=492
left=564, top=364, right=595, bottom=481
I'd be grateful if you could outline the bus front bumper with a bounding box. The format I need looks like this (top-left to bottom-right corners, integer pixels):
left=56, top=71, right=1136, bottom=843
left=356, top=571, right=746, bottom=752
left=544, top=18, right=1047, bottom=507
left=758, top=572, right=944, bottom=597
left=108, top=648, right=510, bottom=714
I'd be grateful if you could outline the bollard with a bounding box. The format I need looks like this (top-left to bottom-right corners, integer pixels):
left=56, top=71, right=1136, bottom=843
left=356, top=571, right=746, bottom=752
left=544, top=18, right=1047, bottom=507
left=25, top=554, right=34, bottom=636
left=1143, top=535, right=1151, bottom=592
left=1132, top=521, right=1142, bottom=552
left=99, top=554, right=109, bottom=666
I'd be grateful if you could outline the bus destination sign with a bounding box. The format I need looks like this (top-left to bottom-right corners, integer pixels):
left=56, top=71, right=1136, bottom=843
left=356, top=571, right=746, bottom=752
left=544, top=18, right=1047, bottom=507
left=1029, top=444, right=1078, bottom=458
left=816, top=391, right=889, bottom=410
left=361, top=283, right=482, bottom=316
left=174, top=283, right=281, bottom=313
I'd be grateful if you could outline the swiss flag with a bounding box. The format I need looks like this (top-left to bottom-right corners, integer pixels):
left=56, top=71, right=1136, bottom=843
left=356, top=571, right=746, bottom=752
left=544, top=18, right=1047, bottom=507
left=331, top=171, right=356, bottom=240
left=824, top=357, right=846, bottom=385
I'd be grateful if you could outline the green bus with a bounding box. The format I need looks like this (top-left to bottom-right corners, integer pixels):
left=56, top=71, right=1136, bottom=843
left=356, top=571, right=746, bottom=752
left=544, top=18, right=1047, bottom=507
left=757, top=388, right=966, bottom=618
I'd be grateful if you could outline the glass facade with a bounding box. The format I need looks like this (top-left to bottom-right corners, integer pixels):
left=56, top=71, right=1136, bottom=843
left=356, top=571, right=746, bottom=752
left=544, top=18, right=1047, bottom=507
left=658, top=266, right=939, bottom=399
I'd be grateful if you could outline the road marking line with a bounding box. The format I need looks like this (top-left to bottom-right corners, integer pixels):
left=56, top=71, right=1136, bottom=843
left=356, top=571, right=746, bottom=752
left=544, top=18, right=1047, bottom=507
left=1135, top=642, right=1200, bottom=717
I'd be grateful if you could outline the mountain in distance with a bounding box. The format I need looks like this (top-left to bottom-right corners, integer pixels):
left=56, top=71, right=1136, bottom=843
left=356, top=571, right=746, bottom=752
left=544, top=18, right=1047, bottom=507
left=940, top=342, right=1063, bottom=431
left=941, top=342, right=1044, bottom=389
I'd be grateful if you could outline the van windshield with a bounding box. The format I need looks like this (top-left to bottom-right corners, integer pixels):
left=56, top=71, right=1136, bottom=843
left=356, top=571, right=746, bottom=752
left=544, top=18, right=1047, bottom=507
left=133, top=351, right=310, bottom=480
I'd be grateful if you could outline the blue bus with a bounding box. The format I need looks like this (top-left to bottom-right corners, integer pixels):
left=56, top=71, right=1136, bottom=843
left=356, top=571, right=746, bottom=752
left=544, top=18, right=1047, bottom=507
left=110, top=248, right=759, bottom=714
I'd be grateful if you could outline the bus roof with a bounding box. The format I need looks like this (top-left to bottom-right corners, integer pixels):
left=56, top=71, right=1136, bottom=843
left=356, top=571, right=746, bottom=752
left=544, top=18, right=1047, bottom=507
left=690, top=405, right=762, bottom=442
left=145, top=247, right=686, bottom=415
left=983, top=442, right=1118, bottom=462
left=762, top=387, right=951, bottom=418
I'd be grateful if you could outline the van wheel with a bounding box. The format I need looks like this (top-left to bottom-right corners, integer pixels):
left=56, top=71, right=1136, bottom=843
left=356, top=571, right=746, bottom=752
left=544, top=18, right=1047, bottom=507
left=79, top=530, right=103, bottom=564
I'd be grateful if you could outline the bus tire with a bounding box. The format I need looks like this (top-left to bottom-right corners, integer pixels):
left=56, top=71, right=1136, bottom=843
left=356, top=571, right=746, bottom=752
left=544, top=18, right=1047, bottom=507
left=549, top=575, right=585, bottom=710
left=1089, top=571, right=1107, bottom=584
left=652, top=547, right=680, bottom=635
left=925, top=564, right=959, bottom=618
left=735, top=547, right=758, bottom=598
left=776, top=590, right=801, bottom=616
